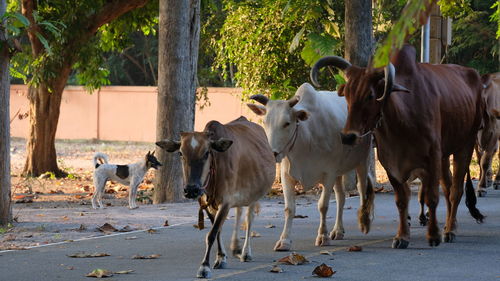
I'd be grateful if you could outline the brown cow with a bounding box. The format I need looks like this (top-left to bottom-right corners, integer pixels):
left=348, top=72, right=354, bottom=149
left=311, top=44, right=484, bottom=249
left=156, top=116, right=275, bottom=278
left=476, top=72, right=500, bottom=196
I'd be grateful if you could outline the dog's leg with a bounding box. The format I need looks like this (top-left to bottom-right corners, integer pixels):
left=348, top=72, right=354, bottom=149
left=92, top=175, right=105, bottom=209
left=129, top=179, right=139, bottom=209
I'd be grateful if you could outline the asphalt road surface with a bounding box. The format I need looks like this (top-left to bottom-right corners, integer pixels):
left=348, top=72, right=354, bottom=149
left=1, top=189, right=499, bottom=281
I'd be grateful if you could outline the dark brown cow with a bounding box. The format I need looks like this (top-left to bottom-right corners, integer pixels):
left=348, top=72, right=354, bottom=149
left=156, top=116, right=275, bottom=278
left=476, top=72, right=500, bottom=196
left=311, top=45, right=484, bottom=249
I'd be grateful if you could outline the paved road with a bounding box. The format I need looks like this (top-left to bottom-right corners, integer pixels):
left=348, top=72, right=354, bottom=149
left=1, top=189, right=500, bottom=281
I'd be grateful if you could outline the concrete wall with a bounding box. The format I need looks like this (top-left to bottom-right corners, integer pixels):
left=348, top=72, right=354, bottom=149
left=10, top=85, right=256, bottom=142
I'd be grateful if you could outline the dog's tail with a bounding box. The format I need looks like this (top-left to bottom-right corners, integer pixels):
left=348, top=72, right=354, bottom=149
left=93, top=152, right=109, bottom=169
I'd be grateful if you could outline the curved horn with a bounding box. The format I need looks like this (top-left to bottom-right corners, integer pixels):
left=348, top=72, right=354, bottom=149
left=310, top=56, right=352, bottom=88
left=377, top=63, right=395, bottom=102
left=249, top=94, right=269, bottom=105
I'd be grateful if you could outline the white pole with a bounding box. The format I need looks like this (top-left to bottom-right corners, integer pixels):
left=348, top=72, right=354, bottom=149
left=421, top=17, right=430, bottom=63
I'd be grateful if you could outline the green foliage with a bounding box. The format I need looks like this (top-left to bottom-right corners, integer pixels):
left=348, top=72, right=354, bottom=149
left=8, top=0, right=158, bottom=93
left=214, top=0, right=345, bottom=99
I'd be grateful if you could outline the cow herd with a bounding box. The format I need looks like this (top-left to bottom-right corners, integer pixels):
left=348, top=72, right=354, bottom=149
left=156, top=44, right=499, bottom=278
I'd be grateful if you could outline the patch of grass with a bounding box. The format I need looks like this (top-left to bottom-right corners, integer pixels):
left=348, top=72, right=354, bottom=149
left=0, top=223, right=14, bottom=234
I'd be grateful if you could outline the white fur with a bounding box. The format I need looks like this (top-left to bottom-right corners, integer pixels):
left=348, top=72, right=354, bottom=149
left=92, top=152, right=150, bottom=209
left=190, top=137, right=198, bottom=149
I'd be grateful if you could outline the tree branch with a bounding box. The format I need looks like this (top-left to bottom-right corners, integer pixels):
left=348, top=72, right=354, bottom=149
left=87, top=0, right=150, bottom=35
left=21, top=0, right=44, bottom=57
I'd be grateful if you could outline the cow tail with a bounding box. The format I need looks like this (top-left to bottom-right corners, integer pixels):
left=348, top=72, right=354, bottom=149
left=465, top=169, right=485, bottom=223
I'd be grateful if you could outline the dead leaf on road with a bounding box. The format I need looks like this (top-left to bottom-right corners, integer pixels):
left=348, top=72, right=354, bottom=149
left=163, top=220, right=169, bottom=227
left=265, top=224, right=275, bottom=229
left=132, top=254, right=161, bottom=259
left=97, top=223, right=118, bottom=233
left=114, top=270, right=134, bottom=274
left=294, top=215, right=308, bottom=219
left=146, top=228, right=157, bottom=234
left=312, top=263, right=336, bottom=278
left=86, top=268, right=113, bottom=278
left=320, top=250, right=334, bottom=256
left=269, top=265, right=284, bottom=273
left=118, top=225, right=134, bottom=232
left=67, top=252, right=110, bottom=258
left=347, top=245, right=362, bottom=252
left=124, top=236, right=138, bottom=240
left=250, top=231, right=261, bottom=237
left=277, top=252, right=308, bottom=265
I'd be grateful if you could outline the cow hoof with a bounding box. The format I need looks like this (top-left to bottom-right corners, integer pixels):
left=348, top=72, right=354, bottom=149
left=392, top=238, right=409, bottom=249
left=419, top=215, right=428, bottom=226
left=428, top=236, right=441, bottom=247
left=476, top=189, right=487, bottom=197
left=240, top=253, right=252, bottom=262
left=274, top=239, right=291, bottom=251
left=196, top=266, right=212, bottom=279
left=213, top=257, right=227, bottom=269
left=329, top=230, right=344, bottom=240
left=315, top=235, right=331, bottom=247
left=232, top=248, right=242, bottom=257
left=443, top=232, right=456, bottom=243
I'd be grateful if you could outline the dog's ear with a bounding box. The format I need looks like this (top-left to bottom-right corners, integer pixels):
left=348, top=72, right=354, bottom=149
left=156, top=140, right=181, bottom=152
left=210, top=138, right=233, bottom=152
left=151, top=150, right=155, bottom=156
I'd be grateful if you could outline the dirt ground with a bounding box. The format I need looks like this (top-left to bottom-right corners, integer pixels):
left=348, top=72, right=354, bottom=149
left=3, top=138, right=488, bottom=250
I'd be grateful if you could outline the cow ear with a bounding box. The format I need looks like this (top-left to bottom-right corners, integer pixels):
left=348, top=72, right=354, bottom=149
left=211, top=138, right=233, bottom=152
left=246, top=103, right=267, bottom=116
left=156, top=140, right=181, bottom=152
left=295, top=109, right=309, bottom=121
left=337, top=84, right=346, bottom=97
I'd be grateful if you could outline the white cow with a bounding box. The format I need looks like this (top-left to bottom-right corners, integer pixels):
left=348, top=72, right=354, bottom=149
left=247, top=83, right=375, bottom=251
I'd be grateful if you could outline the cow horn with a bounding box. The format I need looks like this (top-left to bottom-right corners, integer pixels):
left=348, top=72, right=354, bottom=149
left=249, top=94, right=269, bottom=105
left=377, top=63, right=395, bottom=102
left=310, top=56, right=352, bottom=88
left=288, top=96, right=299, bottom=107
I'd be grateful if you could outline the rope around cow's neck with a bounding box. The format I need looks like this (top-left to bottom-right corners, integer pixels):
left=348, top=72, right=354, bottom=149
left=358, top=112, right=384, bottom=139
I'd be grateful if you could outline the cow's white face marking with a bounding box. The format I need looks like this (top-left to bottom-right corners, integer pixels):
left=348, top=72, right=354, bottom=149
left=262, top=101, right=298, bottom=162
left=190, top=137, right=199, bottom=149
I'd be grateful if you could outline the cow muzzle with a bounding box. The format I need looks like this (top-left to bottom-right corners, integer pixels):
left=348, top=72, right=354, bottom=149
left=340, top=132, right=358, bottom=146
left=184, top=184, right=203, bottom=199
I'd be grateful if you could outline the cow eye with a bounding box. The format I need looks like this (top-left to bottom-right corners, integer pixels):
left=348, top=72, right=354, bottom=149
left=283, top=122, right=290, bottom=128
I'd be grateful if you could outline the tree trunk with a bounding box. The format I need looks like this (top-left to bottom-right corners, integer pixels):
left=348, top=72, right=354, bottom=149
left=0, top=0, right=12, bottom=226
left=154, top=0, right=200, bottom=203
left=22, top=67, right=71, bottom=177
left=344, top=0, right=377, bottom=186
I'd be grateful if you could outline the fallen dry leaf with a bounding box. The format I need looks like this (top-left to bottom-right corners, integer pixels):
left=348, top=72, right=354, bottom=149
left=294, top=215, right=308, bottom=219
left=146, top=228, right=157, bottom=234
left=124, top=236, right=138, bottom=240
left=277, top=252, right=308, bottom=265
left=132, top=254, right=161, bottom=259
left=97, top=223, right=118, bottom=233
left=0, top=246, right=27, bottom=250
left=105, top=189, right=116, bottom=194
left=320, top=250, right=334, bottom=256
left=269, top=265, right=284, bottom=273
left=250, top=231, right=261, bottom=238
left=312, top=263, right=336, bottom=278
left=74, top=195, right=85, bottom=199
left=76, top=224, right=87, bottom=231
left=67, top=252, right=110, bottom=258
left=118, top=225, right=134, bottom=232
left=347, top=245, right=362, bottom=252
left=86, top=268, right=113, bottom=278
left=265, top=224, right=276, bottom=229
left=114, top=270, right=134, bottom=274
left=61, top=216, right=69, bottom=221
left=49, top=190, right=64, bottom=194
left=163, top=220, right=169, bottom=227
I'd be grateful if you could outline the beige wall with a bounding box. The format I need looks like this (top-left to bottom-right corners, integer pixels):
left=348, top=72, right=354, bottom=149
left=10, top=85, right=257, bottom=142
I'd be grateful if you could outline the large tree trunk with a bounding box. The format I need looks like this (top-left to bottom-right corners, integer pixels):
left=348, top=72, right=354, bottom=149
left=0, top=0, right=12, bottom=226
left=22, top=67, right=71, bottom=177
left=344, top=0, right=376, bottom=187
left=154, top=0, right=200, bottom=203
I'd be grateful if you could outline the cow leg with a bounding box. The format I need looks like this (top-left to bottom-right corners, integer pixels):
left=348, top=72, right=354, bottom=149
left=197, top=205, right=229, bottom=279
left=478, top=145, right=496, bottom=196
left=495, top=145, right=500, bottom=190
left=443, top=149, right=472, bottom=243
left=387, top=174, right=411, bottom=249
left=275, top=159, right=297, bottom=251
left=355, top=163, right=374, bottom=234
left=230, top=207, right=242, bottom=257
left=240, top=204, right=255, bottom=262
left=328, top=176, right=344, bottom=241
left=316, top=179, right=334, bottom=246
left=209, top=209, right=228, bottom=270
left=417, top=184, right=428, bottom=226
